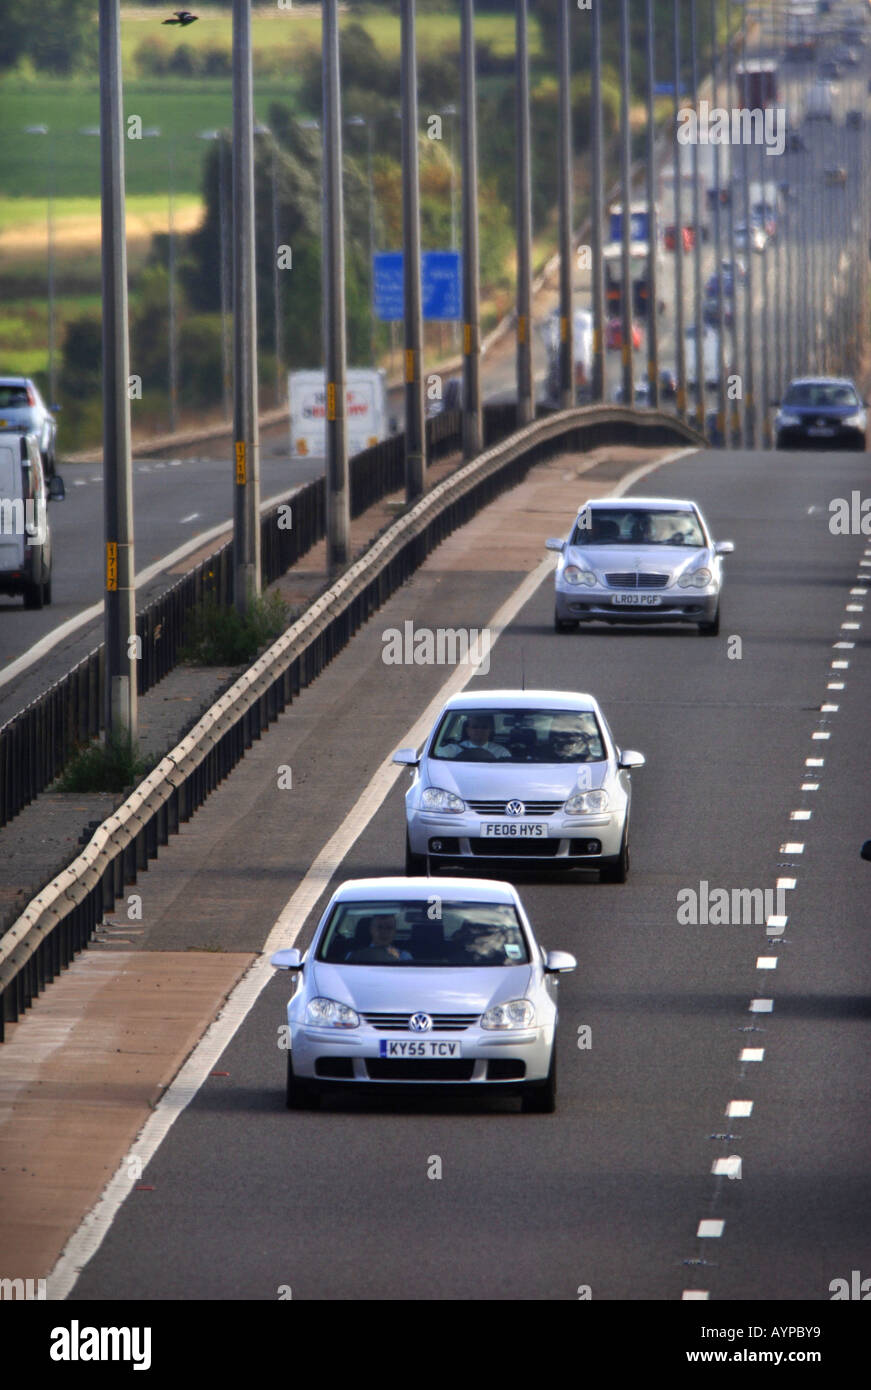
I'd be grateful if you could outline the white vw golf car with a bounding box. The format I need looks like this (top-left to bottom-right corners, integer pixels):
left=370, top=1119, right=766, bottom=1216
left=393, top=689, right=644, bottom=881
left=271, top=877, right=576, bottom=1112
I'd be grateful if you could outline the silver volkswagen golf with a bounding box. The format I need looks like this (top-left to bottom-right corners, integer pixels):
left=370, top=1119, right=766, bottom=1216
left=548, top=496, right=734, bottom=635
left=393, top=689, right=644, bottom=882
left=271, top=876, right=576, bottom=1112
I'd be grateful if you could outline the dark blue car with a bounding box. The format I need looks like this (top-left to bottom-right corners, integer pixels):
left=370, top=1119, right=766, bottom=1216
left=774, top=377, right=867, bottom=451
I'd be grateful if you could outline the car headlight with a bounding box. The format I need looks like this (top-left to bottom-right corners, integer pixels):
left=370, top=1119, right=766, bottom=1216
left=480, top=999, right=536, bottom=1030
left=563, top=564, right=597, bottom=587
left=842, top=411, right=866, bottom=429
left=564, top=789, right=609, bottom=814
left=421, top=786, right=465, bottom=813
left=678, top=566, right=712, bottom=589
left=776, top=412, right=801, bottom=427
left=304, top=997, right=360, bottom=1028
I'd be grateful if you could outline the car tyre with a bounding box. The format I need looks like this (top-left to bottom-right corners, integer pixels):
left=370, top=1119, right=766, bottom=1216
left=286, top=1051, right=320, bottom=1111
left=698, top=605, right=720, bottom=636
left=405, top=835, right=428, bottom=876
left=600, top=828, right=629, bottom=883
left=24, top=579, right=45, bottom=610
left=521, top=1048, right=557, bottom=1113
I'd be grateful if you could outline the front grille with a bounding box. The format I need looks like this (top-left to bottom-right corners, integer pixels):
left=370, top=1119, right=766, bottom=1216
left=467, top=799, right=564, bottom=816
left=605, top=572, right=670, bottom=589
left=365, top=1059, right=475, bottom=1081
left=468, top=837, right=562, bottom=857
left=362, top=1012, right=479, bottom=1031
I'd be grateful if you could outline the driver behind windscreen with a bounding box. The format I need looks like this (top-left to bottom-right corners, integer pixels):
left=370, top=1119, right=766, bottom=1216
left=440, top=714, right=510, bottom=759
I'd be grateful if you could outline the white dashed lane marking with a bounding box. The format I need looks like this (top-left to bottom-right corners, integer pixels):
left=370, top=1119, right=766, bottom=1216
left=698, top=1220, right=725, bottom=1238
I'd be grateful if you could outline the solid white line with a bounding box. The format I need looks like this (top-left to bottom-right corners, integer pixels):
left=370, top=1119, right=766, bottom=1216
left=0, top=486, right=300, bottom=693
left=179, top=513, right=200, bottom=524
left=47, top=442, right=697, bottom=1298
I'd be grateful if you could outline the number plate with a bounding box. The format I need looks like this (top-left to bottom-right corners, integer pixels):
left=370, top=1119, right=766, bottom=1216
left=807, top=426, right=834, bottom=436
left=481, top=822, right=546, bottom=837
left=378, top=1039, right=461, bottom=1058
left=612, top=593, right=662, bottom=606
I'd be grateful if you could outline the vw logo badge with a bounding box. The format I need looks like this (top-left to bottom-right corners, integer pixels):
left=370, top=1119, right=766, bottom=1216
left=409, top=1012, right=433, bottom=1032
left=506, top=799, right=526, bottom=816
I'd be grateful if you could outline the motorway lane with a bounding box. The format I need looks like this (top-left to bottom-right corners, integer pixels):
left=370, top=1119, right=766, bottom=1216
left=67, top=445, right=871, bottom=1300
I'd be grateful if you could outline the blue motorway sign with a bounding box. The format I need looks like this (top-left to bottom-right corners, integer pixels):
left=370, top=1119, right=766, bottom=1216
left=373, top=250, right=462, bottom=321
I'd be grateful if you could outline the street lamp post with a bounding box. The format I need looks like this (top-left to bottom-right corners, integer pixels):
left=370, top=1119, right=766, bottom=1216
left=460, top=0, right=483, bottom=458
left=98, top=0, right=137, bottom=741
left=515, top=0, right=534, bottom=426
left=557, top=0, right=574, bottom=411
left=590, top=0, right=606, bottom=402
left=619, top=0, right=634, bottom=407
left=231, top=0, right=261, bottom=613
left=645, top=1, right=660, bottom=410
left=401, top=0, right=426, bottom=498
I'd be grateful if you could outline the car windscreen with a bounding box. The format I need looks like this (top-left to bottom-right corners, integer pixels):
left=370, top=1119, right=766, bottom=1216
left=570, top=508, right=704, bottom=547
left=316, top=900, right=529, bottom=967
left=429, top=708, right=606, bottom=763
left=783, top=382, right=859, bottom=408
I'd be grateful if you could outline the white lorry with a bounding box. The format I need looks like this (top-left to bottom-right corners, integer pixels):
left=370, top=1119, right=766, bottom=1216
left=289, top=368, right=390, bottom=459
left=684, top=324, right=721, bottom=391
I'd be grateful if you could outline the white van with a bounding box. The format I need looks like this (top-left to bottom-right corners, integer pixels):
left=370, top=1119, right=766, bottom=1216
left=289, top=368, right=391, bottom=459
left=0, top=432, right=64, bottom=608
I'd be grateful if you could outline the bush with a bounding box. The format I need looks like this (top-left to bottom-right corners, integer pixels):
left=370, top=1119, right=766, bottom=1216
left=180, top=590, right=290, bottom=666
left=57, top=732, right=150, bottom=794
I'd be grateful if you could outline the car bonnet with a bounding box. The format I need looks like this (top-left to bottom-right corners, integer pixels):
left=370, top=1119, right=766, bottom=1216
left=309, top=962, right=534, bottom=1014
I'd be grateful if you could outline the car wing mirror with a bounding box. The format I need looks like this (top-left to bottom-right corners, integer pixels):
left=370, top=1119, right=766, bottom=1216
left=271, top=948, right=303, bottom=970
left=619, top=750, right=645, bottom=770
left=392, top=748, right=419, bottom=767
left=714, top=540, right=734, bottom=555
left=545, top=537, right=565, bottom=553
left=48, top=475, right=65, bottom=501
left=861, top=841, right=871, bottom=862
left=545, top=950, right=577, bottom=973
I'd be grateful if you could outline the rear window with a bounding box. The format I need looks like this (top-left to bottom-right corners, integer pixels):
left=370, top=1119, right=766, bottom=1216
left=0, top=385, right=32, bottom=409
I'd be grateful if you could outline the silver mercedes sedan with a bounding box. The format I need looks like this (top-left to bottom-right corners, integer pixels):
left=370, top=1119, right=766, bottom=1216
left=548, top=496, right=734, bottom=635
left=393, top=689, right=644, bottom=881
left=271, top=876, right=576, bottom=1112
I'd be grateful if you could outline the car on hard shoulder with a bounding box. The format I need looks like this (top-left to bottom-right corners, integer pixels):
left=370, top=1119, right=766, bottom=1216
left=774, top=376, right=866, bottom=449
left=270, top=876, right=576, bottom=1112
left=393, top=690, right=644, bottom=883
left=548, top=496, right=734, bottom=637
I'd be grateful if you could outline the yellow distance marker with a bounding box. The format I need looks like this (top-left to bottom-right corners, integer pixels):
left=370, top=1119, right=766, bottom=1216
left=405, top=349, right=415, bottom=384
left=106, top=541, right=118, bottom=592
left=326, top=382, right=336, bottom=421
left=235, top=440, right=246, bottom=485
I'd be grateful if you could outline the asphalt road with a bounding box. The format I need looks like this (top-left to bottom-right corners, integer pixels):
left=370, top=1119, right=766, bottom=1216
left=67, top=443, right=871, bottom=1300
